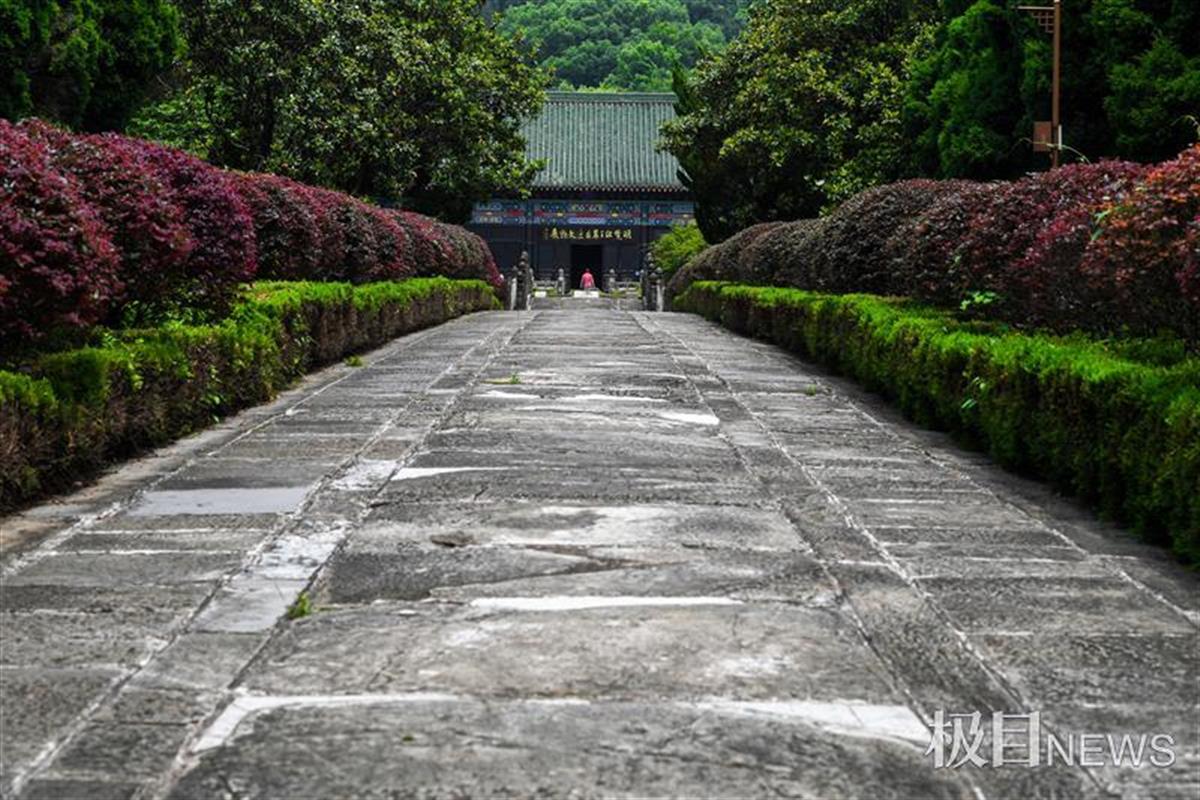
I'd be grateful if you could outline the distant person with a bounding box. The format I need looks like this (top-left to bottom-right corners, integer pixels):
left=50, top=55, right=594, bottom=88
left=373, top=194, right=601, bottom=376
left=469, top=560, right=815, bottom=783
left=580, top=269, right=596, bottom=291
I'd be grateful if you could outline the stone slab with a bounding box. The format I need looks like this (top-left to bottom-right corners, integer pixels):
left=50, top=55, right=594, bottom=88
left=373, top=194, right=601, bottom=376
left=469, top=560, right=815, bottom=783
left=355, top=502, right=806, bottom=552
left=171, top=699, right=972, bottom=800
left=0, top=667, right=120, bottom=787
left=241, top=601, right=899, bottom=703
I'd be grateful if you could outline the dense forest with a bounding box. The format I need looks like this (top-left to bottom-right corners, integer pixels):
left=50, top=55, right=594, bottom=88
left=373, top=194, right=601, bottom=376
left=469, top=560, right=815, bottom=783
left=3, top=0, right=1196, bottom=230
left=663, top=0, right=1200, bottom=241
left=489, top=0, right=748, bottom=91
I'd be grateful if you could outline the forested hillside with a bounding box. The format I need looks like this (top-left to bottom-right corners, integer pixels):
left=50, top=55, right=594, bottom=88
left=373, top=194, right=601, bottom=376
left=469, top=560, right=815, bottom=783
left=490, top=0, right=747, bottom=91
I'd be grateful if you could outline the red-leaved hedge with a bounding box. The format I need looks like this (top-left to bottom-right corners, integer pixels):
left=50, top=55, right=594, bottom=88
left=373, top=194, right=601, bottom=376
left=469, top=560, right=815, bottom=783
left=666, top=222, right=784, bottom=301
left=135, top=140, right=260, bottom=320
left=1080, top=145, right=1200, bottom=337
left=234, top=173, right=321, bottom=282
left=1, top=120, right=502, bottom=352
left=398, top=214, right=503, bottom=291
left=812, top=179, right=973, bottom=295
left=0, top=120, right=120, bottom=343
left=954, top=162, right=1150, bottom=324
left=893, top=182, right=1000, bottom=306
left=46, top=131, right=196, bottom=326
left=670, top=144, right=1200, bottom=341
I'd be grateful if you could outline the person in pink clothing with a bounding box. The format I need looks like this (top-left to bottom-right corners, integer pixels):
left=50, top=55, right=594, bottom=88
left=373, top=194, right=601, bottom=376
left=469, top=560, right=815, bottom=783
left=580, top=269, right=597, bottom=290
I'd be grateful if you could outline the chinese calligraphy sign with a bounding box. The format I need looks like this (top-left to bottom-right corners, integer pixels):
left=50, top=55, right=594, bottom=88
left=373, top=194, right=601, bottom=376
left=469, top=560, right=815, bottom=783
left=542, top=227, right=635, bottom=241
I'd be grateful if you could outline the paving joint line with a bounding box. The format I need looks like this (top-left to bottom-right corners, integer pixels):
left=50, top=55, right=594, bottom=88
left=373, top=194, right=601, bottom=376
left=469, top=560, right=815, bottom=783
left=676, top=314, right=1198, bottom=630
left=0, top=318, right=456, bottom=577
left=146, top=311, right=538, bottom=799
left=634, top=312, right=1090, bottom=800
left=642, top=312, right=1134, bottom=798
left=1, top=313, right=514, bottom=799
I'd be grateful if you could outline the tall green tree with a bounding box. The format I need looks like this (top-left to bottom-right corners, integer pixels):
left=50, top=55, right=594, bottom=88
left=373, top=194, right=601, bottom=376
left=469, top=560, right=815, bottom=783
left=902, top=0, right=1027, bottom=178
left=661, top=0, right=940, bottom=241
left=136, top=0, right=547, bottom=220
left=603, top=39, right=679, bottom=91
left=164, top=0, right=317, bottom=171
left=904, top=0, right=1200, bottom=177
left=664, top=66, right=756, bottom=242
left=0, top=0, right=182, bottom=130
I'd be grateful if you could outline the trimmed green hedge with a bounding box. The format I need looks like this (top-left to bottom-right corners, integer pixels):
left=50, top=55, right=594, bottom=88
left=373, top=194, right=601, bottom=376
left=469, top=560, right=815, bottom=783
left=676, top=282, right=1200, bottom=562
left=0, top=278, right=499, bottom=512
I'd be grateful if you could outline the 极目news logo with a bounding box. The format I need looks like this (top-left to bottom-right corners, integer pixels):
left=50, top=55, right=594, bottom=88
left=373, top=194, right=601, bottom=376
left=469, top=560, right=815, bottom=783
left=926, top=711, right=1176, bottom=769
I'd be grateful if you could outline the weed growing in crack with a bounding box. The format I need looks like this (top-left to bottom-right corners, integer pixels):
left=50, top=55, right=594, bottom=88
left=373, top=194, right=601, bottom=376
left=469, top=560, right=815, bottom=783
left=287, top=591, right=312, bottom=620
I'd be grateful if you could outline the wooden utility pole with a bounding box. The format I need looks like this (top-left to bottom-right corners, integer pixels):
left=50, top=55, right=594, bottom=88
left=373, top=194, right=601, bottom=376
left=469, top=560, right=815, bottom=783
left=1051, top=0, right=1061, bottom=167
left=1020, top=0, right=1063, bottom=167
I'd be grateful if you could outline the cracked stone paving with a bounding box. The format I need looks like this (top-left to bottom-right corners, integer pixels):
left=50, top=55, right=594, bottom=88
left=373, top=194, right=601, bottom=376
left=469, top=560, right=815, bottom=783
left=1, top=306, right=1197, bottom=799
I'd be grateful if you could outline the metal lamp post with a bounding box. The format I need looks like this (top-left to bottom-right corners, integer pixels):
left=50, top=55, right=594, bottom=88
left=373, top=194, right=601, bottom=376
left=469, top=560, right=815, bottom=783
left=1019, top=0, right=1063, bottom=167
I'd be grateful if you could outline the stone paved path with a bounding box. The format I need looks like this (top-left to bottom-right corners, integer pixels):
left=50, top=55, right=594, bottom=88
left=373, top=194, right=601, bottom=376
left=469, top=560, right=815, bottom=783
left=1, top=307, right=1197, bottom=799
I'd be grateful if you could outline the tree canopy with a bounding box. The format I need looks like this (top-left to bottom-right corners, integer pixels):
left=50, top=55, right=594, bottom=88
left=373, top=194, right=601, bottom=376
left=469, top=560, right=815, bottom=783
left=0, top=0, right=183, bottom=131
left=127, top=0, right=547, bottom=221
left=496, top=0, right=743, bottom=91
left=905, top=0, right=1200, bottom=178
left=6, top=0, right=1196, bottom=231
left=661, top=0, right=939, bottom=241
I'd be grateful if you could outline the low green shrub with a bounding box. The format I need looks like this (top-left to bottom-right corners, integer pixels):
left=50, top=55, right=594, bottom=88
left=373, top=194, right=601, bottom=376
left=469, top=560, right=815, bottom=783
left=651, top=223, right=708, bottom=277
left=676, top=281, right=1200, bottom=562
left=0, top=278, right=498, bottom=512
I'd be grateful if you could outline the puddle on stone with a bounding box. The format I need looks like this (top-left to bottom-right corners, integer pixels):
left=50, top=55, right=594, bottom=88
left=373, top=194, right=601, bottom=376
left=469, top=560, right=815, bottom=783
left=537, top=505, right=663, bottom=524
left=193, top=692, right=472, bottom=752
left=130, top=487, right=311, bottom=516
left=479, top=390, right=534, bottom=400
left=390, top=467, right=505, bottom=482
left=559, top=394, right=666, bottom=405
left=192, top=693, right=928, bottom=755
left=468, top=596, right=743, bottom=611
left=484, top=505, right=671, bottom=546
left=330, top=460, right=400, bottom=491
left=659, top=411, right=721, bottom=426
left=688, top=700, right=929, bottom=745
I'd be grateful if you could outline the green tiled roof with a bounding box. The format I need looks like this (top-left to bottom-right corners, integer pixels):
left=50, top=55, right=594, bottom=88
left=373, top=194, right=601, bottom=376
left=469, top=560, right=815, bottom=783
left=524, top=92, right=685, bottom=192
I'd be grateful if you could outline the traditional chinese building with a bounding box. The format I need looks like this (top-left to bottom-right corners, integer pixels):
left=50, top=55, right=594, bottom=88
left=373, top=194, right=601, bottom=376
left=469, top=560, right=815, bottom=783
left=468, top=92, right=694, bottom=288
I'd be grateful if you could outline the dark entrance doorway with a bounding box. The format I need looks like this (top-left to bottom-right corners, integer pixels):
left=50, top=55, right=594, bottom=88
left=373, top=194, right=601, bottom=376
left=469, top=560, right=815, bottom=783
left=570, top=244, right=603, bottom=291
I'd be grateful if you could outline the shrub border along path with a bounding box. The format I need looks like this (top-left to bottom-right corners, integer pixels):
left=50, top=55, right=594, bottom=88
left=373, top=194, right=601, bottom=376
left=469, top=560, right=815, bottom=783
left=0, top=278, right=499, bottom=512
left=676, top=282, right=1200, bottom=562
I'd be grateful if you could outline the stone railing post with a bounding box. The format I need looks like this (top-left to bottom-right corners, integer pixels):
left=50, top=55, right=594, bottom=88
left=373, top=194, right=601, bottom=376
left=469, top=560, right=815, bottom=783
left=654, top=267, right=665, bottom=312
left=507, top=265, right=519, bottom=310
left=642, top=251, right=656, bottom=311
